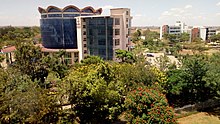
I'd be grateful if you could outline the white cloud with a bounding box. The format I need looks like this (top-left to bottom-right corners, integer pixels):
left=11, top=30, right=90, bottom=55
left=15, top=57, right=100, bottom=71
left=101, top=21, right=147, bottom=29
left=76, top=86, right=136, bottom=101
left=216, top=2, right=220, bottom=6
left=185, top=5, right=192, bottom=9
left=159, top=5, right=192, bottom=19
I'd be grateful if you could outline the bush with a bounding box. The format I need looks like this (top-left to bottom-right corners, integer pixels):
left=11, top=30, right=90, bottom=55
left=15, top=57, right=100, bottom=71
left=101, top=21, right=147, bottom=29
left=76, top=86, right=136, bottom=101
left=124, top=87, right=177, bottom=124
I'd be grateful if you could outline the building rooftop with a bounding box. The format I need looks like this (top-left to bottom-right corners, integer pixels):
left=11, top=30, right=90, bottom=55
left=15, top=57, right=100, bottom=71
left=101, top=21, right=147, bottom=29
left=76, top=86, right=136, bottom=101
left=38, top=5, right=102, bottom=14
left=1, top=46, right=16, bottom=53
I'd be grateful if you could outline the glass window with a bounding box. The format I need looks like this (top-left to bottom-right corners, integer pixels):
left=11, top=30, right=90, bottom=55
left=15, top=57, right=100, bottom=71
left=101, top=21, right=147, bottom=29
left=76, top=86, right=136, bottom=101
left=41, top=15, right=47, bottom=18
left=98, top=29, right=105, bottom=35
left=83, top=25, right=86, bottom=28
left=97, top=19, right=105, bottom=25
left=98, top=49, right=106, bottom=55
left=63, top=14, right=80, bottom=17
left=126, top=18, right=129, bottom=22
left=48, top=14, right=62, bottom=17
left=64, top=8, right=79, bottom=12
left=98, top=39, right=106, bottom=45
left=84, top=50, right=87, bottom=54
left=115, top=39, right=120, bottom=46
left=74, top=52, right=79, bottom=57
left=115, top=18, right=120, bottom=25
left=115, top=29, right=120, bottom=35
left=83, top=31, right=86, bottom=35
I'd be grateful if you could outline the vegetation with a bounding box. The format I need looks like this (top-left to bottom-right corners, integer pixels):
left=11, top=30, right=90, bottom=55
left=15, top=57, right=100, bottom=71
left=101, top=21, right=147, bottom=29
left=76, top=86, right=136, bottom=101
left=1, top=26, right=220, bottom=123
left=0, top=26, right=40, bottom=47
left=125, top=86, right=177, bottom=124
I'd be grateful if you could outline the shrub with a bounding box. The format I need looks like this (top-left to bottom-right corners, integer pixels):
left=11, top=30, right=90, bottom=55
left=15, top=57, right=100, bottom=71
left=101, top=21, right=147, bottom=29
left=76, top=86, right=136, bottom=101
left=124, top=87, right=177, bottom=124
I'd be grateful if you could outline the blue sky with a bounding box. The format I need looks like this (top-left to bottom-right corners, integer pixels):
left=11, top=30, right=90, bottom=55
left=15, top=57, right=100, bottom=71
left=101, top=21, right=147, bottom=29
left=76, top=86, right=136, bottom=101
left=0, top=0, right=220, bottom=26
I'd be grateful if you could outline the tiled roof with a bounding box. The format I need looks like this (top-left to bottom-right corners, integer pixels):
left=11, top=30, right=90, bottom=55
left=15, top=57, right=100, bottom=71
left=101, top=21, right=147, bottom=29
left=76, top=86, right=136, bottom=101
left=1, top=46, right=16, bottom=53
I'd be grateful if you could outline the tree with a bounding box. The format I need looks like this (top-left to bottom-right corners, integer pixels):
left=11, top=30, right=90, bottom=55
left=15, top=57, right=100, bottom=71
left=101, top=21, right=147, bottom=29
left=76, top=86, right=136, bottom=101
left=132, top=29, right=141, bottom=42
left=62, top=63, right=125, bottom=123
left=14, top=42, right=68, bottom=86
left=203, top=53, right=220, bottom=99
left=209, top=33, right=220, bottom=42
left=124, top=86, right=177, bottom=124
left=14, top=42, right=48, bottom=84
left=81, top=55, right=104, bottom=65
left=0, top=69, right=59, bottom=123
left=179, top=32, right=190, bottom=42
left=166, top=55, right=209, bottom=106
left=115, top=49, right=135, bottom=63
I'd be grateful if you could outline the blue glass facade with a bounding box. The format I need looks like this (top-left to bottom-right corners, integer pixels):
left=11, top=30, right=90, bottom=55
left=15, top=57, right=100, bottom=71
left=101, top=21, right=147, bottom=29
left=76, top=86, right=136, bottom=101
left=40, top=19, right=77, bottom=49
left=86, top=17, right=113, bottom=60
left=39, top=5, right=102, bottom=49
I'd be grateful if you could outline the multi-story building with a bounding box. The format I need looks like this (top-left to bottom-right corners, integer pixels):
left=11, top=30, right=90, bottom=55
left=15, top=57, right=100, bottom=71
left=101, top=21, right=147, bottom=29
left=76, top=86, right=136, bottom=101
left=160, top=21, right=185, bottom=39
left=199, top=27, right=217, bottom=41
left=75, top=16, right=114, bottom=60
left=38, top=5, right=132, bottom=62
left=191, top=28, right=200, bottom=42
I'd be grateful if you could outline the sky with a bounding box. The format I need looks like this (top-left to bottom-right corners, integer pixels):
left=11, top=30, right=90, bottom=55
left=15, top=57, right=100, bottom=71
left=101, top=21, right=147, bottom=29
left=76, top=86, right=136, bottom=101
left=0, top=0, right=220, bottom=26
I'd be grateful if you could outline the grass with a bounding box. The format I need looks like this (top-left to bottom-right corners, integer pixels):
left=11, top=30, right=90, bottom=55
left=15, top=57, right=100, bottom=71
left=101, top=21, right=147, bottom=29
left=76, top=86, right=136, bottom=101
left=178, top=112, right=220, bottom=124
left=178, top=106, right=220, bottom=124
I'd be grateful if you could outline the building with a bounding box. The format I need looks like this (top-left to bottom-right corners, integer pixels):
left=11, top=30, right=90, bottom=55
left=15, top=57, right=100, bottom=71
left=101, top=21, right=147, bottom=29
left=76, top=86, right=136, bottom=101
left=38, top=5, right=132, bottom=62
left=199, top=27, right=217, bottom=41
left=75, top=15, right=114, bottom=60
left=191, top=28, right=200, bottom=42
left=160, top=21, right=186, bottom=39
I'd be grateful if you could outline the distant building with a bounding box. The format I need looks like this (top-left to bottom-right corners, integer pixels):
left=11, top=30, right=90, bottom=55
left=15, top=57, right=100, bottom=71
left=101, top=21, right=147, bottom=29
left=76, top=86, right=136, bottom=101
left=160, top=21, right=186, bottom=40
left=191, top=28, right=200, bottom=42
left=160, top=21, right=218, bottom=42
left=199, top=27, right=217, bottom=41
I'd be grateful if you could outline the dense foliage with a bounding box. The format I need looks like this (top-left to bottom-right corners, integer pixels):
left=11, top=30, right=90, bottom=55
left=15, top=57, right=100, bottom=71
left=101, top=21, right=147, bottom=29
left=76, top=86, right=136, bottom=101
left=125, top=87, right=176, bottom=124
left=2, top=26, right=220, bottom=123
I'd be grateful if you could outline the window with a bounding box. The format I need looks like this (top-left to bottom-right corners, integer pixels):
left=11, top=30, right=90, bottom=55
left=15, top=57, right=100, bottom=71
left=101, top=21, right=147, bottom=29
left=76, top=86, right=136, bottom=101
left=99, top=49, right=106, bottom=55
left=126, top=18, right=129, bottom=22
left=84, top=50, right=87, bottom=54
left=115, top=39, right=120, bottom=46
left=115, top=29, right=120, bottom=35
left=126, top=24, right=128, bottom=28
left=126, top=11, right=129, bottom=15
left=83, top=38, right=87, bottom=41
left=84, top=44, right=87, bottom=47
left=83, top=31, right=86, bottom=35
left=115, top=18, right=120, bottom=25
left=74, top=52, right=79, bottom=57
left=97, top=19, right=105, bottom=25
left=48, top=14, right=62, bottom=17
left=83, top=25, right=86, bottom=28
left=98, top=29, right=105, bottom=35
left=98, top=39, right=106, bottom=45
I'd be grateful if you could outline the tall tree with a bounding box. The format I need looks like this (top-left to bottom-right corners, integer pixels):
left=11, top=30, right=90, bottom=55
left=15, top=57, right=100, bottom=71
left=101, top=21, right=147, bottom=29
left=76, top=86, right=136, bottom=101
left=115, top=49, right=135, bottom=63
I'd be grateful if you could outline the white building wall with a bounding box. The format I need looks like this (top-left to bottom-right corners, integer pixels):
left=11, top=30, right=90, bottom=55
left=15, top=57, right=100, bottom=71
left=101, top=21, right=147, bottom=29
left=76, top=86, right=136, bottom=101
left=111, top=8, right=131, bottom=50
left=75, top=17, right=84, bottom=62
left=200, top=27, right=207, bottom=41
